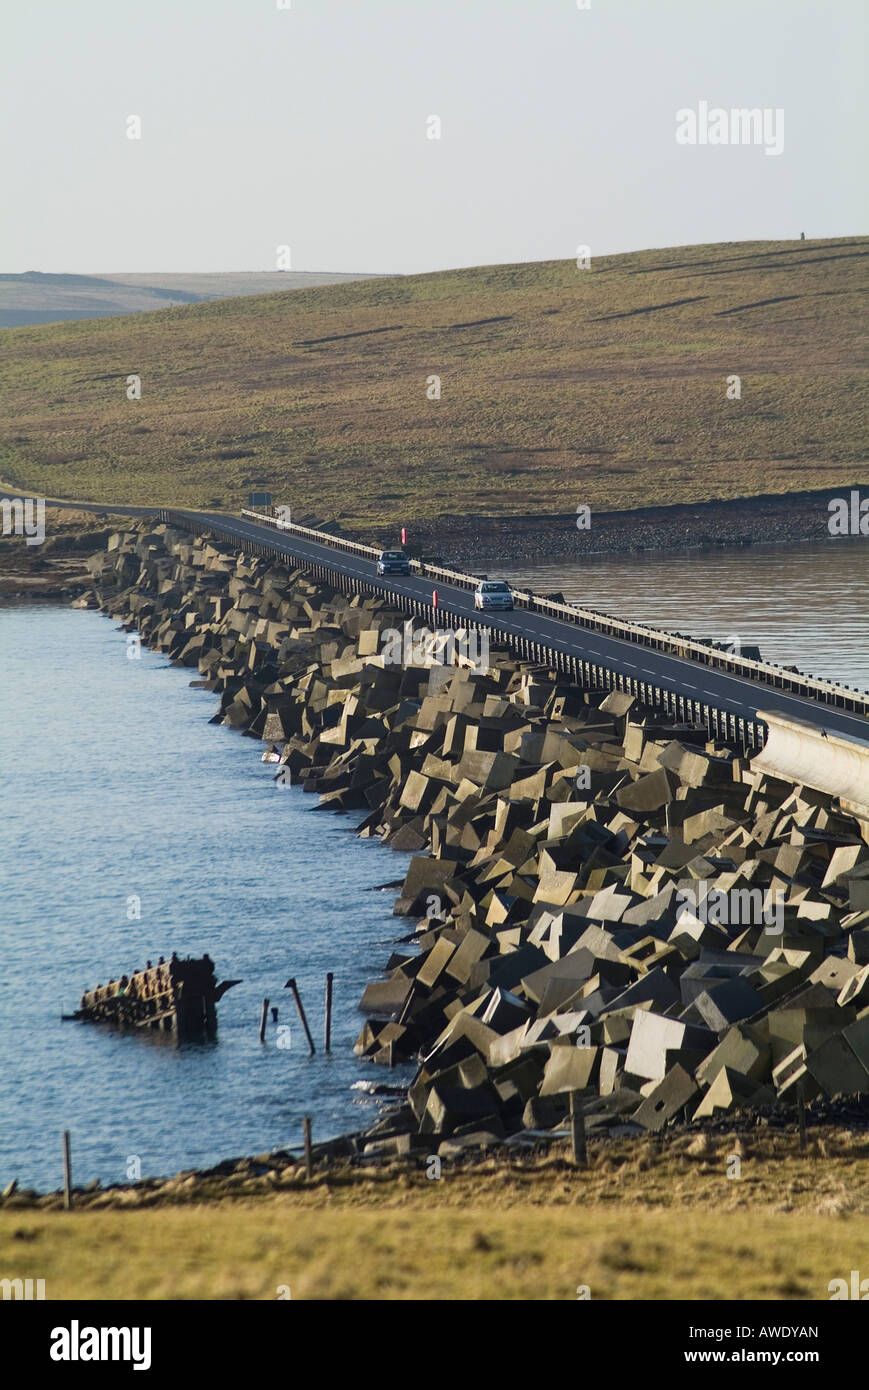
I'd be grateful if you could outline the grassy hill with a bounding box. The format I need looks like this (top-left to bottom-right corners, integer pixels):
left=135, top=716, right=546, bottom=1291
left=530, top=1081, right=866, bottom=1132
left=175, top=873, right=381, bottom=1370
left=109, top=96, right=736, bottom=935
left=0, top=270, right=384, bottom=329
left=0, top=239, right=866, bottom=527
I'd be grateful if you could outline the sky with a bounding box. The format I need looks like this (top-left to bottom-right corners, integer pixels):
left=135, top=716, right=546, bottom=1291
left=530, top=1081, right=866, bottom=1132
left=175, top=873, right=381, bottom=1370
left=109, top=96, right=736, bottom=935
left=2, top=0, right=866, bottom=274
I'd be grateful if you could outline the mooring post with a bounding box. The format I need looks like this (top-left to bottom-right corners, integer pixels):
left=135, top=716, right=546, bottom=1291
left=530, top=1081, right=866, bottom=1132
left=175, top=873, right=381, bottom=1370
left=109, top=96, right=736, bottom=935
left=324, top=972, right=333, bottom=1052
left=259, top=997, right=270, bottom=1044
left=570, top=1093, right=587, bottom=1167
left=285, top=978, right=315, bottom=1055
left=62, top=1130, right=72, bottom=1209
left=798, top=1081, right=807, bottom=1152
left=302, top=1116, right=313, bottom=1180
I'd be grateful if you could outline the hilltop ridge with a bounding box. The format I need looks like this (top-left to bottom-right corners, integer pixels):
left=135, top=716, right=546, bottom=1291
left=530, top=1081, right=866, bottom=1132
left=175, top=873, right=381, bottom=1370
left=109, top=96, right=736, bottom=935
left=0, top=238, right=866, bottom=526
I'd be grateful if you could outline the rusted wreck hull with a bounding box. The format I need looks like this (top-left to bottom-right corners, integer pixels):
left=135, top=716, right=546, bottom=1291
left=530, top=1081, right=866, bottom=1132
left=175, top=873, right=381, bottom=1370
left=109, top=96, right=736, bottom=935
left=72, top=957, right=240, bottom=1039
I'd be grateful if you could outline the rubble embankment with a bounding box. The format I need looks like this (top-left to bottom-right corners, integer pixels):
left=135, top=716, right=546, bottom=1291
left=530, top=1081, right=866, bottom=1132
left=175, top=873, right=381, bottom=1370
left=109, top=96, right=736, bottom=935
left=366, top=487, right=864, bottom=567
left=48, top=520, right=869, bottom=1185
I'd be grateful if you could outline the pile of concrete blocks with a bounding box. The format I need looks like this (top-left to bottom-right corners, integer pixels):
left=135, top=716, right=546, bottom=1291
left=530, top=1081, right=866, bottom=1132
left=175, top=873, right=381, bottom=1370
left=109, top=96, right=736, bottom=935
left=88, top=522, right=869, bottom=1158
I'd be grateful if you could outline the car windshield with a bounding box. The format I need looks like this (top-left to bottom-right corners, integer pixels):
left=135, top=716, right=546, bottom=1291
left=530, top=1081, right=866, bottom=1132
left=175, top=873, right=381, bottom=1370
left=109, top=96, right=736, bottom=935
left=481, top=582, right=508, bottom=592
left=382, top=552, right=404, bottom=560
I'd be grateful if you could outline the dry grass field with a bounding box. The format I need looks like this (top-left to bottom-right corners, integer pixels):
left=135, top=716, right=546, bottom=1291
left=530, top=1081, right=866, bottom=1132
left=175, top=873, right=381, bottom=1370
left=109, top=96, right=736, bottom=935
left=2, top=1126, right=866, bottom=1300
left=1, top=239, right=866, bottom=528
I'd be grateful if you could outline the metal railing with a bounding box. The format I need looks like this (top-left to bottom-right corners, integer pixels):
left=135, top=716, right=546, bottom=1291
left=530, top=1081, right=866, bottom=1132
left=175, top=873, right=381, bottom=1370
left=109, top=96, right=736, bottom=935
left=231, top=509, right=869, bottom=719
left=155, top=507, right=868, bottom=745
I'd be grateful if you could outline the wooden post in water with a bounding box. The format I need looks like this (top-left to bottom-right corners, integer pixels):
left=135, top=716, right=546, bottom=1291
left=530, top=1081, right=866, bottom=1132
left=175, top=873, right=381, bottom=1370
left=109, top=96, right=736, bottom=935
left=285, top=978, right=315, bottom=1055
left=569, top=1093, right=587, bottom=1167
left=62, top=1131, right=72, bottom=1209
left=259, top=998, right=270, bottom=1044
left=324, top=972, right=333, bottom=1053
left=302, top=1116, right=313, bottom=1180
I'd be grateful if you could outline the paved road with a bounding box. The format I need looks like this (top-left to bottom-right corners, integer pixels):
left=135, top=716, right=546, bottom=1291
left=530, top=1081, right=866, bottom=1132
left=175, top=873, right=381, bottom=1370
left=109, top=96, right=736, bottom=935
left=183, top=510, right=869, bottom=745
left=6, top=488, right=867, bottom=742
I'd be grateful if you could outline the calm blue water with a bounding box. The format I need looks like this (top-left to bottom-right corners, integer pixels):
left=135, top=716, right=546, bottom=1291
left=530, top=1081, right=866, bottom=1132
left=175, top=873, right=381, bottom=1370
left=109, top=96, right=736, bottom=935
left=503, top=539, right=869, bottom=691
left=0, top=604, right=413, bottom=1193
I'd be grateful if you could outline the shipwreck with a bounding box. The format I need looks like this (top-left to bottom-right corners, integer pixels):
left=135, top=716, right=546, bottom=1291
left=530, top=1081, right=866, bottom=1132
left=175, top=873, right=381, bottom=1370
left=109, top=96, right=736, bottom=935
left=68, top=954, right=241, bottom=1039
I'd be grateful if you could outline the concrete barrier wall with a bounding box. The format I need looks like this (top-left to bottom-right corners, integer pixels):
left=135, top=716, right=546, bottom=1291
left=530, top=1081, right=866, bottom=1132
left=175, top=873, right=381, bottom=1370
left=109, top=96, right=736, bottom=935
left=752, top=710, right=869, bottom=819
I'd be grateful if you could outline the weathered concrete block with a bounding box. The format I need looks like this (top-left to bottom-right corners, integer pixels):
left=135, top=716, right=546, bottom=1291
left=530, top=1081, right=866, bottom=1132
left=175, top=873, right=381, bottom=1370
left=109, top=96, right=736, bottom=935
left=400, top=856, right=457, bottom=906
left=695, top=1024, right=770, bottom=1087
left=693, top=979, right=764, bottom=1032
left=805, top=1033, right=869, bottom=1097
left=481, top=987, right=530, bottom=1034
left=421, top=1082, right=502, bottom=1135
left=843, top=1013, right=869, bottom=1070
left=616, top=768, right=677, bottom=813
left=626, top=1011, right=701, bottom=1083
left=605, top=967, right=681, bottom=1015
left=693, top=1066, right=766, bottom=1119
left=455, top=749, right=521, bottom=791
left=416, top=936, right=457, bottom=990
left=837, top=963, right=869, bottom=1008
left=444, top=928, right=492, bottom=984
left=539, top=1042, right=599, bottom=1095
left=771, top=1043, right=818, bottom=1098
left=359, top=975, right=413, bottom=1015
left=633, top=1064, right=697, bottom=1130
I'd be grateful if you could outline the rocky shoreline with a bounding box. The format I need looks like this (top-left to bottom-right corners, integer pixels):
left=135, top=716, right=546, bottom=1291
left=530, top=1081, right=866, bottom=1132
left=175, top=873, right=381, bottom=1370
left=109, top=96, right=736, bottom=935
left=363, top=486, right=866, bottom=567
left=5, top=516, right=869, bottom=1202
left=0, top=508, right=128, bottom=601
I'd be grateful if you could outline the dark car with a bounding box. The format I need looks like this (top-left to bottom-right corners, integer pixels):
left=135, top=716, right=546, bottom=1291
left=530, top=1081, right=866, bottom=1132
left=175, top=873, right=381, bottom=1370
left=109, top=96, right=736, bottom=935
left=376, top=550, right=411, bottom=576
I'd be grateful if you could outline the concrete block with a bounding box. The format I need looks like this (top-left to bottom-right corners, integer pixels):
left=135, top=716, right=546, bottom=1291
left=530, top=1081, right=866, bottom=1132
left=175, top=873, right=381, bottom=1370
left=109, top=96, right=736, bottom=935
left=626, top=1011, right=689, bottom=1083
left=679, top=961, right=749, bottom=1006
left=481, top=987, right=531, bottom=1034
left=487, top=1022, right=530, bottom=1068
left=838, top=963, right=869, bottom=1008
left=843, top=1013, right=869, bottom=1069
left=805, top=1033, right=869, bottom=1097
left=444, top=928, right=492, bottom=984
left=416, top=936, right=457, bottom=990
left=520, top=953, right=595, bottom=1006
left=695, top=1024, right=770, bottom=1087
left=771, top=1044, right=821, bottom=1099
left=693, top=979, right=764, bottom=1032
left=693, top=1066, right=765, bottom=1119
left=401, top=856, right=457, bottom=904
left=598, top=1046, right=622, bottom=1096
left=605, top=967, right=681, bottom=1015
left=848, top=930, right=869, bottom=965
left=633, top=1064, right=697, bottom=1131
left=359, top=975, right=413, bottom=1015
left=539, top=1042, right=599, bottom=1095
left=616, top=768, right=677, bottom=813
left=421, top=1082, right=502, bottom=1135
left=600, top=690, right=636, bottom=717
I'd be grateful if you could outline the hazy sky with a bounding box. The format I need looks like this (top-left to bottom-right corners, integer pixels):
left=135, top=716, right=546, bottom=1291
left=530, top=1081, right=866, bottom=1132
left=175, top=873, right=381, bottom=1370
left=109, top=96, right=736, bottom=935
left=2, top=0, right=866, bottom=274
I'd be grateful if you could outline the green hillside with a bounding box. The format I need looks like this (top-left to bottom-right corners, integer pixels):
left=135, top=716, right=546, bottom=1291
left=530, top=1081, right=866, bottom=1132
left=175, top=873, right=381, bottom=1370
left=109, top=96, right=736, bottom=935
left=1, top=239, right=866, bottom=526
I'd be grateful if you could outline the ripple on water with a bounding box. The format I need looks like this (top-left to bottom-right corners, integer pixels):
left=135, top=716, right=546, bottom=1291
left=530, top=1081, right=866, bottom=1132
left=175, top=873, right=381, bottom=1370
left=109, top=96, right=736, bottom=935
left=0, top=604, right=414, bottom=1192
left=500, top=539, right=869, bottom=691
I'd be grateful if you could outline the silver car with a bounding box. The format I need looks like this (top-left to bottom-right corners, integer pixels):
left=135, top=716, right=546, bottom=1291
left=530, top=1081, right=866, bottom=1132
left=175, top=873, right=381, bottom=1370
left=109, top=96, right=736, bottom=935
left=474, top=580, right=514, bottom=611
left=376, top=550, right=411, bottom=576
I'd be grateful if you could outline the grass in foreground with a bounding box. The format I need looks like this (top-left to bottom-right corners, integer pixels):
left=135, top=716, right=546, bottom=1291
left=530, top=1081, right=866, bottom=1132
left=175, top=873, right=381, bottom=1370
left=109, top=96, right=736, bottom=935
left=1, top=239, right=866, bottom=528
left=2, top=1127, right=866, bottom=1299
